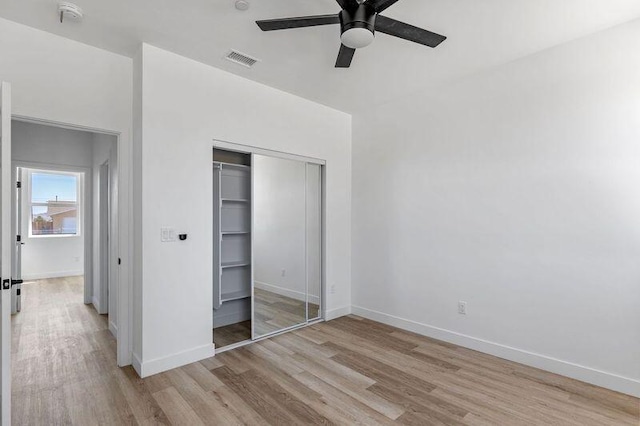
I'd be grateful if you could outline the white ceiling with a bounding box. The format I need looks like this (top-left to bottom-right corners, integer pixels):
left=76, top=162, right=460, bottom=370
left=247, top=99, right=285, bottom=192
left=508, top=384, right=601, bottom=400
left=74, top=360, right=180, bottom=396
left=2, top=0, right=640, bottom=113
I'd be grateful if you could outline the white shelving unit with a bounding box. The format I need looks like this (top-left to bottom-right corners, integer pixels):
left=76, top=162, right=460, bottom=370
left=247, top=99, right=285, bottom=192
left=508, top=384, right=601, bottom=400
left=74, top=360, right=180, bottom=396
left=213, top=158, right=252, bottom=328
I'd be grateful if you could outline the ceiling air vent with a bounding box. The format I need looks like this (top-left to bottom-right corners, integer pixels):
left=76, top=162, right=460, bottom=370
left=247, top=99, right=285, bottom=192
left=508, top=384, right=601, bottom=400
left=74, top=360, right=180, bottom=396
left=225, top=50, right=259, bottom=68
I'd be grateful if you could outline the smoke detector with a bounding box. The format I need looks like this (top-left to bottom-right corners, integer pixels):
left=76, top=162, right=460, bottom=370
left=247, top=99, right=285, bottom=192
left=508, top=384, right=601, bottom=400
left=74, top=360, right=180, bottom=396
left=58, top=2, right=83, bottom=23
left=235, top=1, right=250, bottom=11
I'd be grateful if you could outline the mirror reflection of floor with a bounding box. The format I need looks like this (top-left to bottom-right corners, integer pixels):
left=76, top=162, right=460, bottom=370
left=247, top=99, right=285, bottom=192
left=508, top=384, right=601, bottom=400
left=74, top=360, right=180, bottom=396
left=212, top=320, right=251, bottom=348
left=254, top=288, right=319, bottom=337
left=213, top=288, right=320, bottom=349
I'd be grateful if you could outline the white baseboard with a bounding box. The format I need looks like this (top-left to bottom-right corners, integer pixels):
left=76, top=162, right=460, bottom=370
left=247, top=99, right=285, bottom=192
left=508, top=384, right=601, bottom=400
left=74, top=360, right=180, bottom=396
left=351, top=305, right=640, bottom=398
left=132, top=352, right=143, bottom=377
left=92, top=295, right=108, bottom=315
left=108, top=320, right=118, bottom=338
left=136, top=344, right=215, bottom=378
left=255, top=280, right=321, bottom=305
left=22, top=270, right=83, bottom=281
left=325, top=305, right=351, bottom=321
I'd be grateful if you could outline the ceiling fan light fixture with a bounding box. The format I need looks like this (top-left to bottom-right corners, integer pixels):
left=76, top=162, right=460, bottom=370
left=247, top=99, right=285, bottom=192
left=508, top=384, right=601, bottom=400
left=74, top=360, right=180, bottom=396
left=340, top=27, right=374, bottom=49
left=255, top=0, right=447, bottom=68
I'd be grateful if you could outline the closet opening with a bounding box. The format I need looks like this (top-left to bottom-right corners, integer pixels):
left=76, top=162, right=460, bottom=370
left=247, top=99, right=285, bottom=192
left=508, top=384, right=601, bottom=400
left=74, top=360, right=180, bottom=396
left=213, top=149, right=252, bottom=349
left=212, top=144, right=325, bottom=352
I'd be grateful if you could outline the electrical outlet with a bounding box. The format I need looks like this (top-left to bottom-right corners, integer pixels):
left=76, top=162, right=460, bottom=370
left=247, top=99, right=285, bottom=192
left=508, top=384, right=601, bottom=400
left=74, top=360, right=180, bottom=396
left=330, top=285, right=336, bottom=294
left=458, top=301, right=467, bottom=315
left=74, top=256, right=80, bottom=262
left=281, top=269, right=286, bottom=277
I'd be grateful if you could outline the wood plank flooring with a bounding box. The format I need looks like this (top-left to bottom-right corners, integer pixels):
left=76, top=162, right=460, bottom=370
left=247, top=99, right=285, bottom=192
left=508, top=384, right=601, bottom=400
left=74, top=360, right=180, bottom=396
left=254, top=288, right=320, bottom=337
left=13, top=277, right=640, bottom=425
left=213, top=320, right=251, bottom=348
left=213, top=289, right=321, bottom=349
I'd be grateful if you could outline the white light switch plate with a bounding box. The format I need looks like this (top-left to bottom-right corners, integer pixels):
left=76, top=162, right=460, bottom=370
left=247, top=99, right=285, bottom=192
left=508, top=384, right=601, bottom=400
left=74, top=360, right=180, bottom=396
left=161, top=227, right=177, bottom=242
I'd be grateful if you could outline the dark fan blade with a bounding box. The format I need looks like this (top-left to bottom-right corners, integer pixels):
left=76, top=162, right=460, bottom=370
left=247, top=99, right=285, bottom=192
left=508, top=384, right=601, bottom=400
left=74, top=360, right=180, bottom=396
left=335, top=44, right=356, bottom=68
left=256, top=14, right=340, bottom=31
left=336, top=0, right=360, bottom=11
left=367, top=0, right=401, bottom=13
left=375, top=15, right=446, bottom=47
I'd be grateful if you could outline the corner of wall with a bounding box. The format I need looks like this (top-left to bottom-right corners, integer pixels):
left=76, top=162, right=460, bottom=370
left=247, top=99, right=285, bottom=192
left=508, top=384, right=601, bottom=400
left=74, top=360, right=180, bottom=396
left=132, top=44, right=144, bottom=359
left=136, top=345, right=215, bottom=378
left=351, top=305, right=640, bottom=398
left=325, top=305, right=352, bottom=321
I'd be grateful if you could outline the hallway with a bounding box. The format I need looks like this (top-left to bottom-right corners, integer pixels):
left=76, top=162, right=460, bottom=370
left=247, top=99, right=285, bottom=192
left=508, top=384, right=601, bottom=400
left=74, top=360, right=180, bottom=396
left=11, top=277, right=136, bottom=424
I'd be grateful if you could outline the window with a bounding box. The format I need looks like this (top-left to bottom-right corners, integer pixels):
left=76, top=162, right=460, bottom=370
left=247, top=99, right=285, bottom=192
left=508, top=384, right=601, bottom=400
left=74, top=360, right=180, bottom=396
left=28, top=170, right=82, bottom=237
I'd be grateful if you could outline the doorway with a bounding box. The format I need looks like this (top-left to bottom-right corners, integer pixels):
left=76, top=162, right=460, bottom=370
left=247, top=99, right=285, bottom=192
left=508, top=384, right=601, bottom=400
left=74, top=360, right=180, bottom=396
left=10, top=120, right=119, bottom=384
left=15, top=167, right=85, bottom=289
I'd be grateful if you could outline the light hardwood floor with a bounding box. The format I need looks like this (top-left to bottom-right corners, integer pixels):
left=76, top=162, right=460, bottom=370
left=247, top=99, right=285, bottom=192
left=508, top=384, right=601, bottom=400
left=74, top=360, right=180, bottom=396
left=214, top=320, right=251, bottom=348
left=213, top=289, right=321, bottom=349
left=13, top=277, right=640, bottom=425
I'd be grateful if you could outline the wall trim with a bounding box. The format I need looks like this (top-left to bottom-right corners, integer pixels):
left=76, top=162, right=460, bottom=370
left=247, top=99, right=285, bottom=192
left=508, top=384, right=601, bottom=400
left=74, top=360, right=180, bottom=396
left=22, top=271, right=83, bottom=281
left=325, top=305, right=351, bottom=321
left=109, top=320, right=118, bottom=339
left=132, top=352, right=142, bottom=377
left=92, top=296, right=100, bottom=312
left=137, top=344, right=215, bottom=378
left=351, top=305, right=640, bottom=398
left=255, top=280, right=321, bottom=305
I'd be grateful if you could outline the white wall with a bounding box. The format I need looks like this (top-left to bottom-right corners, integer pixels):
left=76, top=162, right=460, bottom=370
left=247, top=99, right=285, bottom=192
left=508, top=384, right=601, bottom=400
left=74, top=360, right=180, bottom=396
left=0, top=17, right=133, bottom=366
left=12, top=120, right=91, bottom=280
left=351, top=20, right=640, bottom=397
left=13, top=120, right=94, bottom=167
left=132, top=48, right=143, bottom=361
left=134, top=44, right=351, bottom=376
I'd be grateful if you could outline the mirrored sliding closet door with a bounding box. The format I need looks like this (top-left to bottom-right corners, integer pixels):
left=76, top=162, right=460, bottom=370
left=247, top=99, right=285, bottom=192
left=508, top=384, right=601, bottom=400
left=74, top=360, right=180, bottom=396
left=212, top=145, right=323, bottom=350
left=305, top=163, right=322, bottom=322
left=252, top=154, right=323, bottom=339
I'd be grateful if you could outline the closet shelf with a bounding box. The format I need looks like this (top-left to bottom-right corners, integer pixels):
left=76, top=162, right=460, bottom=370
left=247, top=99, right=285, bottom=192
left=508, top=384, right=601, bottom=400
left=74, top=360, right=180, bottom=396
left=221, top=198, right=250, bottom=203
left=221, top=261, right=251, bottom=269
left=222, top=231, right=250, bottom=235
left=214, top=161, right=251, bottom=169
left=221, top=290, right=251, bottom=302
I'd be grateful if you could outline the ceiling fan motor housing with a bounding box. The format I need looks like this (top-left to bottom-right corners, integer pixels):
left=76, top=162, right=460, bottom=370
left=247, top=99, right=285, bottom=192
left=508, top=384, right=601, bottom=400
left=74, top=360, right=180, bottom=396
left=339, top=4, right=376, bottom=48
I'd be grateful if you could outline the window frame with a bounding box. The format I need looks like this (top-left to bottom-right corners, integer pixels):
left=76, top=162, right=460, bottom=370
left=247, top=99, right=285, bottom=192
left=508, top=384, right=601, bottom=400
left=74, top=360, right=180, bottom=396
left=26, top=168, right=83, bottom=239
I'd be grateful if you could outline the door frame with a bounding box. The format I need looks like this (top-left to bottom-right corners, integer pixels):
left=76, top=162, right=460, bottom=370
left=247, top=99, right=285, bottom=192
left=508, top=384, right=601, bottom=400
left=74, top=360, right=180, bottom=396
left=98, top=160, right=110, bottom=315
left=212, top=139, right=327, bottom=343
left=1, top=81, right=12, bottom=426
left=11, top=115, right=132, bottom=367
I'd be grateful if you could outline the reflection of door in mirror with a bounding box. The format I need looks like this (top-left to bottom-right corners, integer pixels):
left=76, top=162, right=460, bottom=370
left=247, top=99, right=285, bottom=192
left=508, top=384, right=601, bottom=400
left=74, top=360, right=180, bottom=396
left=306, top=163, right=322, bottom=320
left=253, top=155, right=307, bottom=338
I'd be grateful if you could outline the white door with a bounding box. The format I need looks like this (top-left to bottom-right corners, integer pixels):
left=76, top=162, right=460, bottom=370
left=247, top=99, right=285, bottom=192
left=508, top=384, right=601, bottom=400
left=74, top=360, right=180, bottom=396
left=0, top=81, right=12, bottom=425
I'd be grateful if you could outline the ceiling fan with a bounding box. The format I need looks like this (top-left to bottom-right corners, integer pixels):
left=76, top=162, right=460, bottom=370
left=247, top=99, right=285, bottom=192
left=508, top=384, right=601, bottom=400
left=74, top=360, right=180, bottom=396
left=256, top=0, right=447, bottom=68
